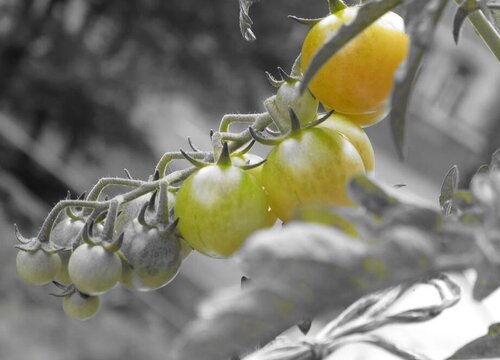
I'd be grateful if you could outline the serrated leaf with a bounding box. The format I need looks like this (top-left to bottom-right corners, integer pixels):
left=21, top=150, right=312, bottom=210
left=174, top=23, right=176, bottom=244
left=348, top=175, right=400, bottom=216
left=172, top=223, right=446, bottom=360
left=440, top=165, right=459, bottom=209
left=389, top=0, right=448, bottom=160
left=453, top=0, right=481, bottom=44
left=448, top=323, right=500, bottom=359
left=300, top=0, right=405, bottom=94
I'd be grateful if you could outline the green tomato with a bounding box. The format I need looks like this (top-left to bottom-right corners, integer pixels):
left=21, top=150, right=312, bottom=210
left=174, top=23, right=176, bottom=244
left=232, top=153, right=278, bottom=227
left=62, top=292, right=100, bottom=320
left=68, top=243, right=122, bottom=295
left=16, top=248, right=61, bottom=286
left=120, top=220, right=182, bottom=292
left=262, top=127, right=365, bottom=222
left=276, top=81, right=318, bottom=127
left=175, top=164, right=269, bottom=257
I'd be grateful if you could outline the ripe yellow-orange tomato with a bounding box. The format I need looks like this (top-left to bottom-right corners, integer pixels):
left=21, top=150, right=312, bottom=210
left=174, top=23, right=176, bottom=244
left=339, top=106, right=389, bottom=127
left=301, top=7, right=409, bottom=115
left=325, top=105, right=389, bottom=128
left=317, top=113, right=375, bottom=173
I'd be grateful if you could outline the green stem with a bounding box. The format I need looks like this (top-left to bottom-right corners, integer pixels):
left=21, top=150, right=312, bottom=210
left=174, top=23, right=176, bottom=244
left=102, top=200, right=119, bottom=240
left=37, top=200, right=105, bottom=242
left=328, top=0, right=347, bottom=14
left=454, top=0, right=500, bottom=61
left=155, top=151, right=212, bottom=179
left=264, top=96, right=288, bottom=134
left=219, top=113, right=264, bottom=132
left=87, top=177, right=144, bottom=202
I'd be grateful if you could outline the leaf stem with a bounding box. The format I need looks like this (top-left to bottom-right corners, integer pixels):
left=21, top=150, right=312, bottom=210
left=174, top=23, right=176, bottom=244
left=453, top=0, right=500, bottom=61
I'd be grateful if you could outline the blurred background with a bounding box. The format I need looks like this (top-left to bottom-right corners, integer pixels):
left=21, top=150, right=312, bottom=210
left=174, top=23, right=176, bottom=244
left=0, top=0, right=499, bottom=359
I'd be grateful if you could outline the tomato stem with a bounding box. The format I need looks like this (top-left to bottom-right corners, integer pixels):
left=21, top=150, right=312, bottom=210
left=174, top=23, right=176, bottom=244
left=86, top=177, right=144, bottom=202
left=102, top=200, right=119, bottom=241
left=264, top=96, right=288, bottom=134
left=155, top=181, right=170, bottom=225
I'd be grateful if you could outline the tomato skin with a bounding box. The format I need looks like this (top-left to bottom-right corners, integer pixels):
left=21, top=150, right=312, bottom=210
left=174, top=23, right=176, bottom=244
left=50, top=218, right=86, bottom=285
left=339, top=107, right=389, bottom=128
left=120, top=221, right=182, bottom=292
left=262, top=127, right=365, bottom=222
left=16, top=249, right=61, bottom=285
left=232, top=153, right=279, bottom=226
left=62, top=292, right=100, bottom=320
left=317, top=113, right=375, bottom=173
left=175, top=164, right=269, bottom=258
left=275, top=81, right=318, bottom=126
left=300, top=7, right=409, bottom=115
left=68, top=243, right=122, bottom=295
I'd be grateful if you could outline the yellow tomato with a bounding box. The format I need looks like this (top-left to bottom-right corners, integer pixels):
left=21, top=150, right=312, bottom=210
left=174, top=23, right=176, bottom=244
left=318, top=113, right=375, bottom=173
left=301, top=7, right=409, bottom=115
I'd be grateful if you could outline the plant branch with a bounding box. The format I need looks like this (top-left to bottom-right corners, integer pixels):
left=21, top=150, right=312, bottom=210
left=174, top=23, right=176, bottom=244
left=454, top=0, right=500, bottom=61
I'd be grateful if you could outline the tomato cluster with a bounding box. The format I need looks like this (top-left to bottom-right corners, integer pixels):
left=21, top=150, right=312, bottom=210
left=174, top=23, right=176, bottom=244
left=15, top=2, right=408, bottom=320
left=16, top=190, right=185, bottom=320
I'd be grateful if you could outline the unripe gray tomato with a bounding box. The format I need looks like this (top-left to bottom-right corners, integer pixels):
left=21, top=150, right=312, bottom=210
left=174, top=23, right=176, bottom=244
left=120, top=220, right=182, bottom=292
left=16, top=248, right=62, bottom=285
left=50, top=218, right=85, bottom=285
left=68, top=243, right=122, bottom=295
left=62, top=292, right=100, bottom=320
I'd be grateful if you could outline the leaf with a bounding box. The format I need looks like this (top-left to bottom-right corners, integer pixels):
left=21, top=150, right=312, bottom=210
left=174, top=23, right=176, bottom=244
left=472, top=261, right=500, bottom=300
left=300, top=0, right=405, bottom=94
left=172, top=223, right=446, bottom=360
left=292, top=205, right=375, bottom=238
left=453, top=0, right=481, bottom=44
left=448, top=323, right=500, bottom=359
left=490, top=148, right=500, bottom=171
left=239, top=0, right=259, bottom=42
left=380, top=204, right=443, bottom=231
left=389, top=0, right=448, bottom=160
left=439, top=165, right=459, bottom=210
left=348, top=175, right=400, bottom=216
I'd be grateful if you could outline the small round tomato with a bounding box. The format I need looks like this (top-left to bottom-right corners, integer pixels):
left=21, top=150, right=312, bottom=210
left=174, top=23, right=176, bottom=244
left=68, top=243, right=122, bottom=295
left=317, top=113, right=375, bottom=173
left=175, top=164, right=269, bottom=257
left=16, top=248, right=61, bottom=286
left=262, top=127, right=365, bottom=222
left=62, top=292, right=100, bottom=320
left=275, top=81, right=318, bottom=127
left=120, top=221, right=182, bottom=292
left=50, top=218, right=85, bottom=285
left=300, top=7, right=409, bottom=115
